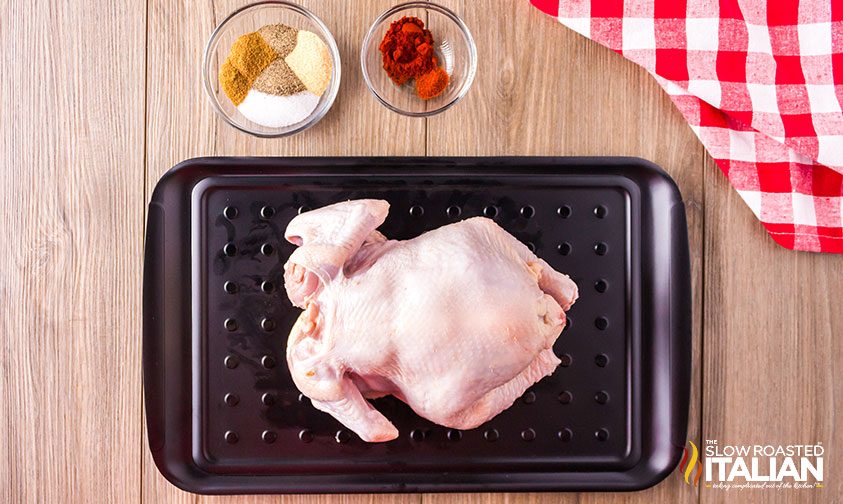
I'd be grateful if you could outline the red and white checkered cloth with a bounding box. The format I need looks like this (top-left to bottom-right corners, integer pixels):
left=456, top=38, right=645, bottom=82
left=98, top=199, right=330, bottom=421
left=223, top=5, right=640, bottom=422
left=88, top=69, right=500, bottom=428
left=531, top=0, right=843, bottom=253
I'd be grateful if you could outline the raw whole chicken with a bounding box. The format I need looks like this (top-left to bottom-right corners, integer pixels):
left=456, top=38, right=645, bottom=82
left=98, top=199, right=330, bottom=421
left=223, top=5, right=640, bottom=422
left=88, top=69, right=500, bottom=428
left=283, top=199, right=578, bottom=442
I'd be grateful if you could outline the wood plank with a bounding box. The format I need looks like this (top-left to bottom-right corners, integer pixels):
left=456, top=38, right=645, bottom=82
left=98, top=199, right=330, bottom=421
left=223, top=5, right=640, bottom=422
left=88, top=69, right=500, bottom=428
left=425, top=2, right=703, bottom=503
left=6, top=0, right=842, bottom=503
left=142, top=0, right=424, bottom=502
left=0, top=0, right=146, bottom=502
left=700, top=156, right=843, bottom=504
left=145, top=0, right=425, bottom=195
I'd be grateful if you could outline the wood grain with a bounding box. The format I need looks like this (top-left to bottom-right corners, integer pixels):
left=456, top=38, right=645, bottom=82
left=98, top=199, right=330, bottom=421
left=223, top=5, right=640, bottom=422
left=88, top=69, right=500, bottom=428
left=0, top=0, right=146, bottom=503
left=2, top=0, right=840, bottom=503
left=142, top=0, right=423, bottom=503
left=424, top=2, right=703, bottom=504
left=701, top=156, right=843, bottom=504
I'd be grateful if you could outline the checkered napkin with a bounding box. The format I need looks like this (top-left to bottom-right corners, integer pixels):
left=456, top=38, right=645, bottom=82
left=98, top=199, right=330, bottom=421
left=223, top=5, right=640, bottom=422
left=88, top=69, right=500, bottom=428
left=530, top=0, right=843, bottom=253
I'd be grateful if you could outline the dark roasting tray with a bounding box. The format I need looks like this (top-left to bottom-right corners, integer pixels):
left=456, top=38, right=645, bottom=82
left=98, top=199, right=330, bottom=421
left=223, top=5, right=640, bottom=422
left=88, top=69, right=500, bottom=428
left=143, top=157, right=691, bottom=494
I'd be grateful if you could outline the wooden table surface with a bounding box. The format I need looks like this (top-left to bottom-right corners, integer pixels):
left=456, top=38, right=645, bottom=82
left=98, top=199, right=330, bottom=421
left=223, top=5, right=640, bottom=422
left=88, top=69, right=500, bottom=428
left=1, top=1, right=841, bottom=503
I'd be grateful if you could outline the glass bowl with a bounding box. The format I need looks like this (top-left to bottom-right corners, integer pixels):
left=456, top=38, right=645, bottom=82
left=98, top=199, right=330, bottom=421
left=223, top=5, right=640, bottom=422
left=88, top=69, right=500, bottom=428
left=202, top=1, right=341, bottom=137
left=361, top=2, right=477, bottom=117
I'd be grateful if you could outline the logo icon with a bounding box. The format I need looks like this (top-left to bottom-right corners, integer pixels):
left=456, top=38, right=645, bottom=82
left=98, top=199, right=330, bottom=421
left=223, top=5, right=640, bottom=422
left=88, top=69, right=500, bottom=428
left=678, top=440, right=702, bottom=487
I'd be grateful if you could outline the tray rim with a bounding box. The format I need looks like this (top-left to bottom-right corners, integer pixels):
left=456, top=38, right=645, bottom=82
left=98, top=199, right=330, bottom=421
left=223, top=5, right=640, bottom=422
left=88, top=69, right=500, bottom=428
left=191, top=173, right=638, bottom=473
left=143, top=156, right=691, bottom=494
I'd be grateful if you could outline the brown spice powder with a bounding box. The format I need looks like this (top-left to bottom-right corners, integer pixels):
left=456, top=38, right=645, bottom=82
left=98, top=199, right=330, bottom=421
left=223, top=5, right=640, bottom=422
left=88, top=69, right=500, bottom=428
left=252, top=58, right=307, bottom=96
left=258, top=24, right=299, bottom=58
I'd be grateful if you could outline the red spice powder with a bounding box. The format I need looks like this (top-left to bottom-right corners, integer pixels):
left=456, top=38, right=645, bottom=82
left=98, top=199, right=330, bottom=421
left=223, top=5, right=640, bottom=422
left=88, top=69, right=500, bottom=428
left=415, top=66, right=450, bottom=100
left=378, top=16, right=439, bottom=85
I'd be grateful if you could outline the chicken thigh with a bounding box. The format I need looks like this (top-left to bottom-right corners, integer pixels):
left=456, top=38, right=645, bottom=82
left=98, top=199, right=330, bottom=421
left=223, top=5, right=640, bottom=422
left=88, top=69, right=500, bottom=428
left=283, top=199, right=578, bottom=442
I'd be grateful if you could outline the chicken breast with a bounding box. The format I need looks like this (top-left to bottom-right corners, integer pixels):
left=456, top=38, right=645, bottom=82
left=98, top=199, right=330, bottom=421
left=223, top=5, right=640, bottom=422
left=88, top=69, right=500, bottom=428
left=283, top=199, right=578, bottom=442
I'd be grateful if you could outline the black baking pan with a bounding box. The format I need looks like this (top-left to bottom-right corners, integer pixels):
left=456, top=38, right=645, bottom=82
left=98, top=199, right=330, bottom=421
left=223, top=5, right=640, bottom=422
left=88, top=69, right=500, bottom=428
left=143, top=156, right=691, bottom=494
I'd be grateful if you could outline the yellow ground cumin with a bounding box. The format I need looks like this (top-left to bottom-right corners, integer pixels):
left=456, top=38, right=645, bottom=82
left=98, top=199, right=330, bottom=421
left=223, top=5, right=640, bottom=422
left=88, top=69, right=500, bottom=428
left=219, top=32, right=276, bottom=105
left=219, top=61, right=250, bottom=105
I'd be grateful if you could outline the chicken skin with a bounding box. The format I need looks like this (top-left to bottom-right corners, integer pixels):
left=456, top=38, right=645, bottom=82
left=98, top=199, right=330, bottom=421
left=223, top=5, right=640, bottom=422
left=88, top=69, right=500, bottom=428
left=283, top=199, right=578, bottom=442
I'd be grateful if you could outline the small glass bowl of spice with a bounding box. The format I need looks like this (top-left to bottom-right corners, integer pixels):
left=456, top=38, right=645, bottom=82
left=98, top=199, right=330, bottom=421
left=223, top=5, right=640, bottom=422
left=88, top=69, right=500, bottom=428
left=361, top=2, right=476, bottom=117
left=203, top=1, right=340, bottom=137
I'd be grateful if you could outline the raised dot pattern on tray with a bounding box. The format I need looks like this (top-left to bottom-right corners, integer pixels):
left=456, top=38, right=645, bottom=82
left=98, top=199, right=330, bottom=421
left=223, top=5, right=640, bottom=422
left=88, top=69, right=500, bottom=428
left=202, top=186, right=628, bottom=470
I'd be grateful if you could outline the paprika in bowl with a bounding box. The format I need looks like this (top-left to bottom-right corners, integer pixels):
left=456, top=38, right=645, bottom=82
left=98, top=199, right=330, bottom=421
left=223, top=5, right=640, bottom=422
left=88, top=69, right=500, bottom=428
left=361, top=2, right=477, bottom=117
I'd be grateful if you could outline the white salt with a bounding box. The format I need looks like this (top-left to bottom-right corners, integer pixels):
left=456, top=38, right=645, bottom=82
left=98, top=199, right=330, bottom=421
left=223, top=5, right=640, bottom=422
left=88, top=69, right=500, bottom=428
left=237, top=89, right=320, bottom=128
